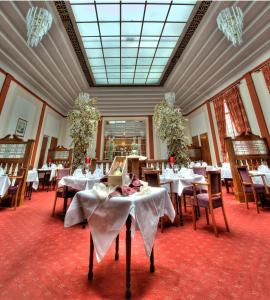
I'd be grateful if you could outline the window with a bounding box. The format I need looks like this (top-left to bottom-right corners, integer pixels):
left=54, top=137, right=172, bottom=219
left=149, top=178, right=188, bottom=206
left=224, top=101, right=236, bottom=138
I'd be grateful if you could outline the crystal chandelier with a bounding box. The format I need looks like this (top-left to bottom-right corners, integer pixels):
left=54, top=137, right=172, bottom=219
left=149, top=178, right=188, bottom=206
left=217, top=6, right=244, bottom=47
left=165, top=92, right=176, bottom=108
left=77, top=92, right=91, bottom=102
left=26, top=7, right=52, bottom=48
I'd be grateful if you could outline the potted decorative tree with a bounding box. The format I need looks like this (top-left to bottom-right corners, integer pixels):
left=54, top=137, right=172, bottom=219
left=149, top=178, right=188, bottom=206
left=153, top=92, right=189, bottom=165
left=67, top=93, right=100, bottom=171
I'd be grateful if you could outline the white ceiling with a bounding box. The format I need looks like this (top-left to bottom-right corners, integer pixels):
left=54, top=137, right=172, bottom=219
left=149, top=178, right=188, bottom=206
left=1, top=1, right=269, bottom=116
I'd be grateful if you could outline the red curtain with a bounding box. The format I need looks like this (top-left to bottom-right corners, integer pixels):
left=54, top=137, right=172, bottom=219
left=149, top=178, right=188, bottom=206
left=261, top=62, right=270, bottom=94
left=224, top=86, right=251, bottom=134
left=213, top=95, right=227, bottom=161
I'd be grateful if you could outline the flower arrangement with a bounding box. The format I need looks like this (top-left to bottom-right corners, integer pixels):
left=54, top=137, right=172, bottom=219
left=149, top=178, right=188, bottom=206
left=153, top=98, right=189, bottom=165
left=67, top=93, right=100, bottom=170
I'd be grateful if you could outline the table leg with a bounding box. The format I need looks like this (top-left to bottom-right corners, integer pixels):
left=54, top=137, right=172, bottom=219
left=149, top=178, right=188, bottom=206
left=29, top=182, right=33, bottom=200
left=115, top=235, right=119, bottom=261
left=178, top=195, right=184, bottom=226
left=88, top=233, right=94, bottom=280
left=125, top=215, right=132, bottom=299
left=63, top=186, right=68, bottom=215
left=150, top=248, right=155, bottom=273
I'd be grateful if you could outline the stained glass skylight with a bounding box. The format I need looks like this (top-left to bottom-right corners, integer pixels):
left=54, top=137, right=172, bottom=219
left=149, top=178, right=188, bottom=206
left=70, top=0, right=196, bottom=85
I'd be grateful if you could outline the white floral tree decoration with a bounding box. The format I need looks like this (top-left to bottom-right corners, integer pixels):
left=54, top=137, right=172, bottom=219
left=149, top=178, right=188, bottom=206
left=153, top=93, right=189, bottom=165
left=67, top=93, right=100, bottom=170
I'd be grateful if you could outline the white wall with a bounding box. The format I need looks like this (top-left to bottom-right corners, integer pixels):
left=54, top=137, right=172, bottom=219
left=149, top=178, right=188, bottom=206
left=187, top=104, right=217, bottom=165
left=0, top=72, right=5, bottom=90
left=0, top=81, right=42, bottom=140
left=34, top=106, right=66, bottom=167
left=252, top=70, right=270, bottom=132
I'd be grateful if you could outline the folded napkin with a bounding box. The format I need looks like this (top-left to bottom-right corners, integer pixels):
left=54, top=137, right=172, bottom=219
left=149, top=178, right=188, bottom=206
left=194, top=162, right=201, bottom=167
left=73, top=168, right=84, bottom=178
left=201, top=162, right=208, bottom=167
left=92, top=183, right=109, bottom=202
left=42, top=164, right=48, bottom=169
left=57, top=164, right=64, bottom=169
left=51, top=164, right=57, bottom=169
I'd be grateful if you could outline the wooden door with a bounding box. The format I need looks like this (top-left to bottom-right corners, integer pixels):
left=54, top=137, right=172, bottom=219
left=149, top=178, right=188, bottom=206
left=38, top=135, right=48, bottom=168
left=50, top=137, right=58, bottom=150
left=200, top=133, right=212, bottom=165
left=192, top=135, right=200, bottom=147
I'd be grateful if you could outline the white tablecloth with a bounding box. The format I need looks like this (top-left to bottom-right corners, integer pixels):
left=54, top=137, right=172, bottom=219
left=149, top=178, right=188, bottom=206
left=0, top=175, right=11, bottom=197
left=160, top=174, right=205, bottom=195
left=219, top=167, right=232, bottom=179
left=59, top=176, right=101, bottom=191
left=64, top=187, right=175, bottom=262
left=26, top=170, right=39, bottom=190
left=250, top=171, right=270, bottom=186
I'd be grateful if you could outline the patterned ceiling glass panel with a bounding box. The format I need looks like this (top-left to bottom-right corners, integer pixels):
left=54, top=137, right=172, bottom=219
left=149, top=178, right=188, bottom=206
left=71, top=1, right=195, bottom=85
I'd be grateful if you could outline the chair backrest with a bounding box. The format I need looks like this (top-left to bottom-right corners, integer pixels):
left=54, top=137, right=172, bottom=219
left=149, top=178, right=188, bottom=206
left=143, top=170, right=160, bottom=187
left=57, top=168, right=70, bottom=180
left=207, top=170, right=222, bottom=196
left=193, top=167, right=207, bottom=176
left=237, top=166, right=251, bottom=184
left=38, top=169, right=50, bottom=179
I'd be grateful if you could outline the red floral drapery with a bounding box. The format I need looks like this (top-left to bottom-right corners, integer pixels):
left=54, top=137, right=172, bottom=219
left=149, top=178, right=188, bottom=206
left=213, top=95, right=227, bottom=161
left=224, top=86, right=251, bottom=134
left=261, top=62, right=270, bottom=94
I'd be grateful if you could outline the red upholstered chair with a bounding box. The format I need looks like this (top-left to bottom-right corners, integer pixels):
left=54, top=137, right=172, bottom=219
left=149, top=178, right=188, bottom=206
left=52, top=168, right=77, bottom=216
left=237, top=166, right=267, bottom=213
left=191, top=170, right=230, bottom=237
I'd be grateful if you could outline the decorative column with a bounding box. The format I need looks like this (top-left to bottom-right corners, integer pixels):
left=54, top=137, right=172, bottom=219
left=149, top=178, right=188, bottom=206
left=244, top=73, right=270, bottom=147
left=148, top=116, right=154, bottom=159
left=95, top=117, right=103, bottom=160
left=206, top=102, right=221, bottom=165
left=31, top=103, right=46, bottom=166
left=0, top=74, right=12, bottom=114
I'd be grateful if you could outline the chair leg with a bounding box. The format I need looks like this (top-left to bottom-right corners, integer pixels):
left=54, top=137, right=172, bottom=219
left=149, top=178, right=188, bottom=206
left=160, top=217, right=164, bottom=233
left=52, top=194, right=58, bottom=216
left=210, top=207, right=218, bottom=237
left=205, top=208, right=209, bottom=225
left=243, top=190, right=249, bottom=209
left=221, top=205, right=230, bottom=232
left=184, top=195, right=187, bottom=213
left=192, top=206, right=196, bottom=230
left=252, top=190, right=260, bottom=214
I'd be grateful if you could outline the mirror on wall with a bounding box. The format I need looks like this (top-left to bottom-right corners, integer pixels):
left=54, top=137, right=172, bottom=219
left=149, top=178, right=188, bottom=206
left=103, top=120, right=146, bottom=160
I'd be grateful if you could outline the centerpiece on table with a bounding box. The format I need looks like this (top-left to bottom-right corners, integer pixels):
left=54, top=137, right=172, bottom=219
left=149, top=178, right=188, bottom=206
left=67, top=92, right=100, bottom=171
left=153, top=92, right=189, bottom=165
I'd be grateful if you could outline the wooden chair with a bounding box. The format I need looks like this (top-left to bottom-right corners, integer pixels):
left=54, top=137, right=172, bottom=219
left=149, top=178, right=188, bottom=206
left=191, top=170, right=230, bottom=237
left=143, top=169, right=174, bottom=232
left=0, top=169, right=26, bottom=210
left=37, top=169, right=51, bottom=191
left=52, top=168, right=76, bottom=216
left=237, top=166, right=268, bottom=213
left=193, top=167, right=207, bottom=177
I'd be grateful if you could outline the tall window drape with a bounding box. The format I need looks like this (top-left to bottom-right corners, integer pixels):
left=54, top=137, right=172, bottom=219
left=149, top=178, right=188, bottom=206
left=213, top=95, right=227, bottom=161
left=261, top=62, right=270, bottom=94
left=224, top=86, right=251, bottom=134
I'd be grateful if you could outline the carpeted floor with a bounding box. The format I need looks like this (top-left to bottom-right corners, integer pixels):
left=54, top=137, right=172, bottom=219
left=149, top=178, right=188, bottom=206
left=0, top=189, right=270, bottom=300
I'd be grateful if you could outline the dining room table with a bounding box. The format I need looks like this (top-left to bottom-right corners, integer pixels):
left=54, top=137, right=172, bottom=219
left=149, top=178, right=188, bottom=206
left=160, top=173, right=205, bottom=225
left=0, top=175, right=11, bottom=197
left=64, top=186, right=175, bottom=299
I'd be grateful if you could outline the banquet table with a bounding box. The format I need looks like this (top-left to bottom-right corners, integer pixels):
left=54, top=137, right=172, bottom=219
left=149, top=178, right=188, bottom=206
left=64, top=187, right=175, bottom=298
left=0, top=175, right=11, bottom=197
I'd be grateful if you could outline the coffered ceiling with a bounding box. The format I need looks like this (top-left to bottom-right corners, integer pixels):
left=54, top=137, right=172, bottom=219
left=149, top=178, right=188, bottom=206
left=1, top=1, right=269, bottom=116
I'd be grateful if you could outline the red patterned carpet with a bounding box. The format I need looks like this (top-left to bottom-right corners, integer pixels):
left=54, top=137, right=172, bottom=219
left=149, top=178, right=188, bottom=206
left=0, top=190, right=270, bottom=300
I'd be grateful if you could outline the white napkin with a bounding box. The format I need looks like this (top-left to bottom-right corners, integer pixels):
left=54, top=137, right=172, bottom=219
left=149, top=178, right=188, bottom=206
left=92, top=183, right=109, bottom=202
left=194, top=162, right=201, bottom=167
left=201, top=162, right=208, bottom=167
left=258, top=165, right=269, bottom=172
left=42, top=164, right=48, bottom=169
left=51, top=163, right=57, bottom=169
left=189, top=162, right=195, bottom=168
left=73, top=168, right=84, bottom=178
left=57, top=164, right=64, bottom=169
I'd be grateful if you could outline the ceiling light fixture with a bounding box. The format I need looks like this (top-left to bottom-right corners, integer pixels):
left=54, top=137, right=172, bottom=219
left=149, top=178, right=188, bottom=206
left=26, top=7, right=52, bottom=48
left=217, top=6, right=244, bottom=47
